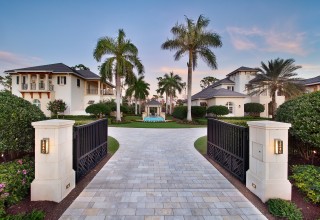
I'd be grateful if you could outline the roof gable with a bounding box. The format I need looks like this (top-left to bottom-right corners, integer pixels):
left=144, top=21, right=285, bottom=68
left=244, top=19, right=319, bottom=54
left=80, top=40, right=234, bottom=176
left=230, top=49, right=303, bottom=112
left=227, top=66, right=259, bottom=77
left=211, top=77, right=235, bottom=88
left=192, top=87, right=246, bottom=100
left=146, top=99, right=161, bottom=105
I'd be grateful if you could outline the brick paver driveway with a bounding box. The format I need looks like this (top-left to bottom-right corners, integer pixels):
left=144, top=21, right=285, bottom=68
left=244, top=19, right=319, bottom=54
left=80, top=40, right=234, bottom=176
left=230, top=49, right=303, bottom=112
left=61, top=127, right=266, bottom=220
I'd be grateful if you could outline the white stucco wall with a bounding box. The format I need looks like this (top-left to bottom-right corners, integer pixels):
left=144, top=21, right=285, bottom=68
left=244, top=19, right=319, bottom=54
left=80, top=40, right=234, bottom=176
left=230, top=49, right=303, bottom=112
left=207, top=97, right=245, bottom=117
left=70, top=76, right=85, bottom=114
left=11, top=74, right=22, bottom=97
left=230, top=71, right=256, bottom=94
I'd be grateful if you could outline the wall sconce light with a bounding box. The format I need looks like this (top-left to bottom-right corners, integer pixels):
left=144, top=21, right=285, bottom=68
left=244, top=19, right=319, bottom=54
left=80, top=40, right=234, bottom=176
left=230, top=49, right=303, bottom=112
left=274, top=139, right=283, bottom=154
left=238, top=105, right=241, bottom=108
left=41, top=138, right=49, bottom=154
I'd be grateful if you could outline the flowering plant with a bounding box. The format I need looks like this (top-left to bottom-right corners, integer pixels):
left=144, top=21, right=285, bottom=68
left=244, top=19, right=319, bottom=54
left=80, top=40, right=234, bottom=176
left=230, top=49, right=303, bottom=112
left=0, top=156, right=35, bottom=217
left=47, top=99, right=67, bottom=118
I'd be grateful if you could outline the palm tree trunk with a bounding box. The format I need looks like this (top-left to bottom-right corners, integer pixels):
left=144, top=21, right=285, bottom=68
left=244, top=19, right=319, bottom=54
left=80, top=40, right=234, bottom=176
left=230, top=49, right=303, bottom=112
left=187, top=52, right=193, bottom=121
left=138, top=99, right=141, bottom=114
left=115, top=73, right=121, bottom=121
left=272, top=92, right=277, bottom=119
left=135, top=98, right=138, bottom=115
left=170, top=94, right=173, bottom=114
left=165, top=94, right=168, bottom=114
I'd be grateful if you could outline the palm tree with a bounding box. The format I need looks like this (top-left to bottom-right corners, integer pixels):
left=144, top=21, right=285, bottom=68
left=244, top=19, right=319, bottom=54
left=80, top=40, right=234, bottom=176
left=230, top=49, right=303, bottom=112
left=157, top=72, right=184, bottom=114
left=247, top=58, right=304, bottom=118
left=93, top=29, right=144, bottom=121
left=126, top=75, right=150, bottom=115
left=161, top=15, right=222, bottom=121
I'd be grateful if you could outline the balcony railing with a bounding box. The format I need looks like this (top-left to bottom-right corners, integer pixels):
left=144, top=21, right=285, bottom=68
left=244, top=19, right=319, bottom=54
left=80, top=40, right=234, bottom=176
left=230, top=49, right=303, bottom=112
left=87, top=88, right=98, bottom=95
left=39, top=82, right=45, bottom=90
left=21, top=84, right=28, bottom=90
left=101, top=89, right=114, bottom=95
left=30, top=83, right=36, bottom=90
left=49, top=84, right=54, bottom=91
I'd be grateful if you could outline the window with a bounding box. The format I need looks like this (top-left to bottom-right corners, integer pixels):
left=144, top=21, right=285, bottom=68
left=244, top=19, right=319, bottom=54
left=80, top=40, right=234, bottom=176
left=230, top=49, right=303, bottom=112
left=77, top=78, right=80, bottom=87
left=33, top=99, right=41, bottom=109
left=16, top=76, right=19, bottom=84
left=200, top=102, right=207, bottom=107
left=57, top=76, right=67, bottom=85
left=227, top=86, right=234, bottom=91
left=225, top=102, right=233, bottom=114
left=88, top=100, right=95, bottom=104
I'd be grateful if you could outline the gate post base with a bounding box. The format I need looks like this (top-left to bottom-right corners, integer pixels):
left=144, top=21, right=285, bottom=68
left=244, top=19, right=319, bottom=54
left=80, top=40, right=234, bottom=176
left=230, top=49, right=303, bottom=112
left=31, top=171, right=75, bottom=203
left=246, top=170, right=291, bottom=203
left=31, top=119, right=75, bottom=202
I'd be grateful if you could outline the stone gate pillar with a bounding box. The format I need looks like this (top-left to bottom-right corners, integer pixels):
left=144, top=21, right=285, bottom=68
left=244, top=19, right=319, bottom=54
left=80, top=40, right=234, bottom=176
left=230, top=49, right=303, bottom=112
left=31, top=119, right=75, bottom=202
left=246, top=121, right=292, bottom=202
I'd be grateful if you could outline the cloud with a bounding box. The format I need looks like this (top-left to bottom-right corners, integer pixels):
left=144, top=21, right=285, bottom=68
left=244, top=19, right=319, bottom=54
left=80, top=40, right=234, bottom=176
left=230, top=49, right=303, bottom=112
left=0, top=51, right=42, bottom=73
left=227, top=26, right=307, bottom=55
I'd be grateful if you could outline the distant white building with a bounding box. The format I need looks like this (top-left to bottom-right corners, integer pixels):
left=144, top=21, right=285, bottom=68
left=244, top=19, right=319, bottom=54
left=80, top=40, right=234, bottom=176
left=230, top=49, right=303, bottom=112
left=191, top=66, right=285, bottom=117
left=5, top=63, right=115, bottom=116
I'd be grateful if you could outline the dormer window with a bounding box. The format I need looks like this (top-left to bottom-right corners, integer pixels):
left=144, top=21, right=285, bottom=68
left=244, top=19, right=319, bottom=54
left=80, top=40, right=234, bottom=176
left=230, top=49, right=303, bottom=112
left=227, top=86, right=234, bottom=91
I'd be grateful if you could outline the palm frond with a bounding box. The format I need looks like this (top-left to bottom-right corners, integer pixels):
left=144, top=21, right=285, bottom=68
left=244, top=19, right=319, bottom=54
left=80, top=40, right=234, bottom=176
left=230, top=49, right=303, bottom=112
left=93, top=37, right=115, bottom=62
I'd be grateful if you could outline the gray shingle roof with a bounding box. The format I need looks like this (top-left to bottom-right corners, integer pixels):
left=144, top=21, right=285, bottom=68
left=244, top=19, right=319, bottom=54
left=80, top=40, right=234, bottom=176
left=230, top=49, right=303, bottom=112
left=192, top=88, right=246, bottom=100
left=302, top=75, right=320, bottom=85
left=211, top=77, right=234, bottom=88
left=146, top=99, right=162, bottom=106
left=5, top=63, right=115, bottom=87
left=5, top=63, right=75, bottom=73
left=227, top=66, right=259, bottom=77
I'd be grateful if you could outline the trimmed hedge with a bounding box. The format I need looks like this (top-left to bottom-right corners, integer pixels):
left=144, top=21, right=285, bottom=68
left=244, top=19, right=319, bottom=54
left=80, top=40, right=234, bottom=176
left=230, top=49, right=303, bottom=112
left=275, top=91, right=320, bottom=149
left=172, top=106, right=206, bottom=119
left=85, top=103, right=111, bottom=118
left=267, top=198, right=303, bottom=220
left=0, top=91, right=46, bottom=154
left=206, top=105, right=229, bottom=116
left=244, top=103, right=264, bottom=115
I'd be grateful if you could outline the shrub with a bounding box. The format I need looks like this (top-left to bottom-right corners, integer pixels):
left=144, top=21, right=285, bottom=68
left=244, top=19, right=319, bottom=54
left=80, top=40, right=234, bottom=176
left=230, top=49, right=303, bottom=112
left=244, top=103, right=264, bottom=116
left=291, top=165, right=320, bottom=204
left=3, top=210, right=45, bottom=220
left=172, top=106, right=187, bottom=119
left=191, top=106, right=206, bottom=118
left=267, top=198, right=303, bottom=220
left=85, top=103, right=111, bottom=118
left=0, top=92, right=46, bottom=155
left=275, top=92, right=320, bottom=152
left=0, top=157, right=35, bottom=217
left=207, top=105, right=229, bottom=116
left=47, top=99, right=67, bottom=118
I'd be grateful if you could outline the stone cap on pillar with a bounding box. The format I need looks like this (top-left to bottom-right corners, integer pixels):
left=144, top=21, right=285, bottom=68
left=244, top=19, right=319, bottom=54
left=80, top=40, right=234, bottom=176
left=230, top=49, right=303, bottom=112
left=247, top=120, right=291, bottom=129
left=32, top=119, right=75, bottom=129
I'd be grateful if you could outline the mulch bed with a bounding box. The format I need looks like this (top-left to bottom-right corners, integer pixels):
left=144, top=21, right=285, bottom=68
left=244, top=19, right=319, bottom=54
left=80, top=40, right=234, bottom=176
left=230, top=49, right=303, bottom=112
left=6, top=154, right=112, bottom=220
left=5, top=152, right=320, bottom=220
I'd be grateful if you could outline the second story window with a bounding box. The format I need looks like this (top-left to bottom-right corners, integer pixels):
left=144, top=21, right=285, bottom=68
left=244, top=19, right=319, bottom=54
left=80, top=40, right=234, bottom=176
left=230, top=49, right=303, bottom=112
left=16, top=76, right=19, bottom=84
left=77, top=79, right=80, bottom=87
left=57, top=76, right=67, bottom=85
left=227, top=86, right=234, bottom=91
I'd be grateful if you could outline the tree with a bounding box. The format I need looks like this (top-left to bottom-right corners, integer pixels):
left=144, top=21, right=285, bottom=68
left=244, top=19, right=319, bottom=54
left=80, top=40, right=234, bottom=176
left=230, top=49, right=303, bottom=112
left=93, top=29, right=144, bottom=121
left=200, top=76, right=218, bottom=89
left=161, top=15, right=222, bottom=121
left=71, top=64, right=90, bottom=70
left=47, top=99, right=67, bottom=118
left=126, top=75, right=150, bottom=115
left=246, top=58, right=304, bottom=118
left=0, top=74, right=12, bottom=91
left=157, top=72, right=184, bottom=114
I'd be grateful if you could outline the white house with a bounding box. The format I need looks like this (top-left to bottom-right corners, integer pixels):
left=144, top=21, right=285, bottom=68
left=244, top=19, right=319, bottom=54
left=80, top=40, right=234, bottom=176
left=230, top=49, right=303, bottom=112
left=5, top=63, right=115, bottom=116
left=192, top=66, right=285, bottom=117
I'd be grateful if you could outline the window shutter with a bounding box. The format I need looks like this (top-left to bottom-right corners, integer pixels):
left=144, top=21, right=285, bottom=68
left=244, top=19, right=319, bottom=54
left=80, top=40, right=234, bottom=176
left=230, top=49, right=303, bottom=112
left=16, top=76, right=19, bottom=84
left=57, top=76, right=60, bottom=85
left=64, top=76, right=66, bottom=84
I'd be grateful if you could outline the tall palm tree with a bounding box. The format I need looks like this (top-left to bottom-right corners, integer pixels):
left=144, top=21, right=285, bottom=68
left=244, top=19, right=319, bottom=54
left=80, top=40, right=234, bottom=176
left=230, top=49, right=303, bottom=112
left=247, top=58, right=304, bottom=118
left=126, top=75, right=150, bottom=115
left=93, top=29, right=144, bottom=121
left=161, top=15, right=222, bottom=121
left=157, top=72, right=184, bottom=114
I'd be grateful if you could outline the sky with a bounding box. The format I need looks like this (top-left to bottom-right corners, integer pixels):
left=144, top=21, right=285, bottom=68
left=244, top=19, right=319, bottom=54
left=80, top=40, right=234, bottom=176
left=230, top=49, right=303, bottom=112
left=1, top=0, right=320, bottom=96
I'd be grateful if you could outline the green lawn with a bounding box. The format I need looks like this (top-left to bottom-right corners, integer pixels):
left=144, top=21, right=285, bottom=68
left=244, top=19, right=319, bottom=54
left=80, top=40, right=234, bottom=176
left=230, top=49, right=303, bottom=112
left=109, top=121, right=206, bottom=128
left=108, top=136, right=119, bottom=154
left=194, top=136, right=207, bottom=154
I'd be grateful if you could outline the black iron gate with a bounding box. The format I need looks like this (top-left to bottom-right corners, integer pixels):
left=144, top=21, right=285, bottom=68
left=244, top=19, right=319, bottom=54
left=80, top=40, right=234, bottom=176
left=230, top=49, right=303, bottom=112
left=207, top=118, right=249, bottom=183
left=73, top=118, right=108, bottom=182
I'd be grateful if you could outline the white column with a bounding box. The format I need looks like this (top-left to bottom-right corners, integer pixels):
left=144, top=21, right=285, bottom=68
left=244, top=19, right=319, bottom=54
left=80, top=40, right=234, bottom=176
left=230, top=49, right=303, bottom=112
left=31, top=119, right=75, bottom=202
left=246, top=121, right=292, bottom=202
